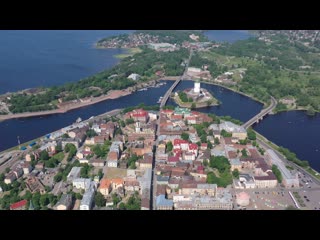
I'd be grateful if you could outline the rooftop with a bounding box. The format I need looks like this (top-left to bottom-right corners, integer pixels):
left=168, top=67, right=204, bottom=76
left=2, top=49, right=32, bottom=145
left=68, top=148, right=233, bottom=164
left=156, top=194, right=173, bottom=207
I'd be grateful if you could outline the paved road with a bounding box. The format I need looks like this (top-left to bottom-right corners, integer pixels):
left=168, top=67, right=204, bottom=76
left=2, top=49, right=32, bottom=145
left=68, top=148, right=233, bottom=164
left=242, top=96, right=277, bottom=129
left=151, top=50, right=193, bottom=209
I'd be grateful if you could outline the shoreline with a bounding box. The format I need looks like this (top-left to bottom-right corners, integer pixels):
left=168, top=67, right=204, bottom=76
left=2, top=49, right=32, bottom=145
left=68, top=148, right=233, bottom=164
left=0, top=108, right=122, bottom=156
left=0, top=90, right=131, bottom=122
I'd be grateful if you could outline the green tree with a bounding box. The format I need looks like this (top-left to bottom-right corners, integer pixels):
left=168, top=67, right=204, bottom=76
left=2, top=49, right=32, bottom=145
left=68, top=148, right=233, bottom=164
left=40, top=150, right=49, bottom=161
left=95, top=192, right=106, bottom=207
left=86, top=129, right=98, bottom=138
left=191, top=102, right=196, bottom=109
left=40, top=194, right=49, bottom=207
left=119, top=202, right=126, bottom=210
left=241, top=149, right=248, bottom=157
left=55, top=144, right=63, bottom=153
left=181, top=132, right=189, bottom=141
left=272, top=164, right=282, bottom=183
left=112, top=193, right=121, bottom=207
left=221, top=129, right=232, bottom=137
left=98, top=169, right=104, bottom=179
left=76, top=193, right=83, bottom=200
left=209, top=156, right=230, bottom=173
left=232, top=169, right=239, bottom=179
left=5, top=167, right=10, bottom=173
left=125, top=118, right=134, bottom=124
left=54, top=173, right=63, bottom=182
left=207, top=141, right=213, bottom=149
left=247, top=128, right=256, bottom=140
left=166, top=141, right=173, bottom=152
left=214, top=137, right=220, bottom=145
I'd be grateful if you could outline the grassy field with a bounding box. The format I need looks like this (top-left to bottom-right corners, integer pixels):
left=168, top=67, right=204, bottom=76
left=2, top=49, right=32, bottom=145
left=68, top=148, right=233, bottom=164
left=104, top=167, right=127, bottom=179
left=114, top=48, right=142, bottom=59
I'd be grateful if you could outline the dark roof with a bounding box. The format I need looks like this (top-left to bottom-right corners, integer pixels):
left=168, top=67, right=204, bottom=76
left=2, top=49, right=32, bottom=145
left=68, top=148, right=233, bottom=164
left=255, top=172, right=277, bottom=180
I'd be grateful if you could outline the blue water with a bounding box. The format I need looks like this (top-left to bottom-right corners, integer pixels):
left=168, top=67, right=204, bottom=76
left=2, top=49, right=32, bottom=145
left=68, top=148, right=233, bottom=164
left=253, top=111, right=320, bottom=172
left=205, top=30, right=252, bottom=43
left=0, top=30, right=133, bottom=94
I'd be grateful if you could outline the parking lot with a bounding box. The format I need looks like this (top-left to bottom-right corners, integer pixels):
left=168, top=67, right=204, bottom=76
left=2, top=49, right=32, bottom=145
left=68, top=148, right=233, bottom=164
left=233, top=189, right=295, bottom=210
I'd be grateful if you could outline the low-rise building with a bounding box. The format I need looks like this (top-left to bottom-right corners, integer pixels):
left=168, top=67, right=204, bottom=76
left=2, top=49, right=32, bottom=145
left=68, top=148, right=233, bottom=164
left=55, top=194, right=73, bottom=210
left=72, top=178, right=92, bottom=190
left=22, top=162, right=33, bottom=175
left=265, top=149, right=299, bottom=188
left=91, top=159, right=105, bottom=167
left=99, top=179, right=112, bottom=196
left=67, top=167, right=82, bottom=182
left=156, top=194, right=173, bottom=210
left=80, top=187, right=95, bottom=210
left=5, top=172, right=17, bottom=184
left=25, top=176, right=46, bottom=194
left=61, top=139, right=79, bottom=149
left=254, top=173, right=278, bottom=188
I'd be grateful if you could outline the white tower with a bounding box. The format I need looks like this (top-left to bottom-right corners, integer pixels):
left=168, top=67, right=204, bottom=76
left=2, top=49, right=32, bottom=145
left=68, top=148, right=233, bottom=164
left=194, top=81, right=200, bottom=93
left=135, top=122, right=141, bottom=133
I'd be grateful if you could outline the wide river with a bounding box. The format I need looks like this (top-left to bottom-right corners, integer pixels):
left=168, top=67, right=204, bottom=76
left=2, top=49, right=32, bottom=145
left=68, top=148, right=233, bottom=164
left=0, top=30, right=319, bottom=172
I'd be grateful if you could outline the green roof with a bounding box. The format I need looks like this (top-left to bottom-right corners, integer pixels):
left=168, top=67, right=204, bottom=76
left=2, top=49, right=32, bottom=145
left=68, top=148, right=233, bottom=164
left=174, top=107, right=191, bottom=115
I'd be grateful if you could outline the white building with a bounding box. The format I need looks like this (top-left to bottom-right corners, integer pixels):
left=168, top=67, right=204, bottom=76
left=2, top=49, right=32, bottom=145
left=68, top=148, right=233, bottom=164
left=187, top=67, right=202, bottom=73
left=265, top=149, right=299, bottom=188
left=107, top=160, right=118, bottom=168
left=80, top=187, right=95, bottom=210
left=67, top=167, right=82, bottom=182
left=128, top=73, right=140, bottom=81
left=72, top=178, right=92, bottom=190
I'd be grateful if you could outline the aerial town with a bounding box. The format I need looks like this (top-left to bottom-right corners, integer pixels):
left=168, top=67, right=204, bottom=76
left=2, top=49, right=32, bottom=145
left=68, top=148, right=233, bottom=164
left=1, top=82, right=318, bottom=211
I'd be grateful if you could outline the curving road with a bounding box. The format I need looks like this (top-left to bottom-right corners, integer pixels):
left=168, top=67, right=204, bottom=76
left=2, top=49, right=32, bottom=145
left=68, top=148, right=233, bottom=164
left=242, top=96, right=277, bottom=129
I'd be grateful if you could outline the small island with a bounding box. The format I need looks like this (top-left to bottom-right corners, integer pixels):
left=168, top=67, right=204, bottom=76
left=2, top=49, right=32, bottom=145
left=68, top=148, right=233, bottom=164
left=173, top=81, right=219, bottom=108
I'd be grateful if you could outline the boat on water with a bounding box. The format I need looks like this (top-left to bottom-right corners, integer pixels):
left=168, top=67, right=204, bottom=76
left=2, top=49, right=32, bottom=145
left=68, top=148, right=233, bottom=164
left=157, top=96, right=163, bottom=103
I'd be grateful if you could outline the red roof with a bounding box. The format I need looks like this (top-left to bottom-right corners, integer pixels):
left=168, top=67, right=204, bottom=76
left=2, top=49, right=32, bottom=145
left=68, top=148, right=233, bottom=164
left=162, top=109, right=174, bottom=114
left=189, top=143, right=198, bottom=150
left=171, top=115, right=183, bottom=120
left=174, top=139, right=189, bottom=146
left=168, top=156, right=180, bottom=162
left=186, top=116, right=196, bottom=120
left=197, top=166, right=204, bottom=171
left=173, top=148, right=182, bottom=154
left=10, top=200, right=27, bottom=210
left=201, top=143, right=207, bottom=147
left=132, top=109, right=148, bottom=118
